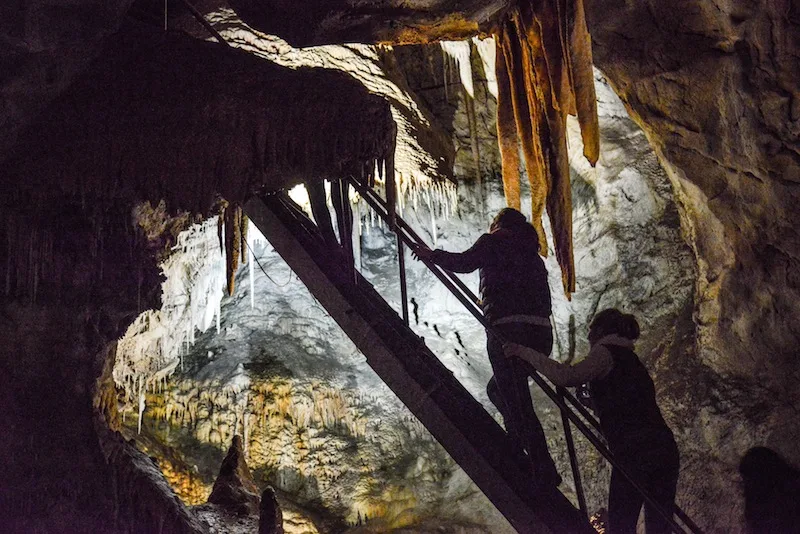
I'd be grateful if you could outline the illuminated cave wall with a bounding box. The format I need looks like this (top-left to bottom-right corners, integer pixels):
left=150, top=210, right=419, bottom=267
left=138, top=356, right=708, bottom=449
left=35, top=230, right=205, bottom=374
left=114, top=40, right=695, bottom=531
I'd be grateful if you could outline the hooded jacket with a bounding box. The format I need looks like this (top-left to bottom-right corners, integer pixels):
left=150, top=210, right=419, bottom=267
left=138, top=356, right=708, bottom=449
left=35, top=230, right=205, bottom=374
left=429, top=223, right=551, bottom=323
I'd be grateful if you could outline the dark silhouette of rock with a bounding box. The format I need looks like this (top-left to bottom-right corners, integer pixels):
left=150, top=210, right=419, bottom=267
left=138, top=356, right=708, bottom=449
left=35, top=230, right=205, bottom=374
left=208, top=435, right=261, bottom=515
left=740, top=447, right=800, bottom=534
left=259, top=487, right=284, bottom=534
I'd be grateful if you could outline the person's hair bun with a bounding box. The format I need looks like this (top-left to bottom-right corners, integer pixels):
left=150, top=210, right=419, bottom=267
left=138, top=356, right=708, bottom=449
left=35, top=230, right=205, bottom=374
left=590, top=308, right=640, bottom=340
left=621, top=313, right=641, bottom=340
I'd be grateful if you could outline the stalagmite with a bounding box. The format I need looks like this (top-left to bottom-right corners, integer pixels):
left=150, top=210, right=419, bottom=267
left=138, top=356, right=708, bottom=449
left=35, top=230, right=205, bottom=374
left=259, top=487, right=284, bottom=534
left=208, top=435, right=261, bottom=514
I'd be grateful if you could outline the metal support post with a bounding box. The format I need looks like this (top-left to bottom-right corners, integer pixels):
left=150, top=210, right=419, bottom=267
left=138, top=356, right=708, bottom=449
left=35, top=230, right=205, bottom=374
left=397, top=234, right=409, bottom=325
left=558, top=387, right=588, bottom=518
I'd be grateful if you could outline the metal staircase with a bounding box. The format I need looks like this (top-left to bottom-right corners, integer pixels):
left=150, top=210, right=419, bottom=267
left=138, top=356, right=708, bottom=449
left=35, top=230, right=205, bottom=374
left=244, top=179, right=703, bottom=534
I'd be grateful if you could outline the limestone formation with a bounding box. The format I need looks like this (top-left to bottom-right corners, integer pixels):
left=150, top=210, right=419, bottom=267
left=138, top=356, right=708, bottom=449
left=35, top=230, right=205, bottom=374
left=226, top=0, right=510, bottom=46
left=493, top=0, right=600, bottom=296
left=259, top=487, right=284, bottom=534
left=3, top=27, right=395, bottom=307
left=586, top=1, right=800, bottom=528
left=208, top=435, right=261, bottom=515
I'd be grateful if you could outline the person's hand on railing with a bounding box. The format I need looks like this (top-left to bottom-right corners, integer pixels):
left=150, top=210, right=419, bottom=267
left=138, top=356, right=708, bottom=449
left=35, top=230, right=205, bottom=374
left=503, top=342, right=525, bottom=358
left=503, top=342, right=541, bottom=367
left=410, top=243, right=434, bottom=262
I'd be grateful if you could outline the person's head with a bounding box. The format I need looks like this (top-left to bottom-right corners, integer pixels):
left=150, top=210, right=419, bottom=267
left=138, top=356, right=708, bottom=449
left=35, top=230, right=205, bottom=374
left=740, top=447, right=799, bottom=490
left=588, top=308, right=640, bottom=344
left=740, top=447, right=800, bottom=530
left=490, top=208, right=528, bottom=233
left=490, top=208, right=540, bottom=247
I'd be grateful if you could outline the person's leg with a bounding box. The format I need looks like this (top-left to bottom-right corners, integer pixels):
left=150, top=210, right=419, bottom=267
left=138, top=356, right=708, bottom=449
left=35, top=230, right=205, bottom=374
left=487, top=325, right=560, bottom=486
left=643, top=440, right=679, bottom=534
left=486, top=329, right=531, bottom=454
left=486, top=375, right=506, bottom=416
left=512, top=324, right=560, bottom=485
left=608, top=464, right=644, bottom=534
left=486, top=329, right=527, bottom=440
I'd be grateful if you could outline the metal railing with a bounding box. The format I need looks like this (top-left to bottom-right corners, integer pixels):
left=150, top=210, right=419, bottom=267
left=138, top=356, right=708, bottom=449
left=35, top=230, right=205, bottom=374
left=343, top=175, right=704, bottom=534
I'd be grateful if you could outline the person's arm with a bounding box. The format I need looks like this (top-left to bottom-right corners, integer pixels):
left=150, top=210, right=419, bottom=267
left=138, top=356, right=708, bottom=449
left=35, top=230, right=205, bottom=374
left=503, top=342, right=614, bottom=387
left=425, top=233, right=493, bottom=273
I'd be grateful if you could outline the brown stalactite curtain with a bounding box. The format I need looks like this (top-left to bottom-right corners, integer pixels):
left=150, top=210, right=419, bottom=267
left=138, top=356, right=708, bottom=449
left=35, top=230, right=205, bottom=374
left=495, top=0, right=599, bottom=298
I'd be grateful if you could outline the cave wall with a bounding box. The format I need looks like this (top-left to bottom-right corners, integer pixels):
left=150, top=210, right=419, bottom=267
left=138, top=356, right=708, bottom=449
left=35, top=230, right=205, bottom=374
left=388, top=46, right=701, bottom=520
left=110, top=40, right=698, bottom=531
left=582, top=0, right=800, bottom=528
left=0, top=0, right=134, bottom=160
left=0, top=199, right=207, bottom=532
left=589, top=0, right=800, bottom=378
left=0, top=5, right=213, bottom=528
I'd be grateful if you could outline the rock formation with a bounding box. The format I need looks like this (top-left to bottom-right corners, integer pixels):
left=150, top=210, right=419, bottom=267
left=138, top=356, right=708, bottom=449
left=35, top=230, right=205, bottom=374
left=585, top=1, right=800, bottom=527
left=207, top=435, right=261, bottom=514
left=0, top=6, right=394, bottom=532
left=259, top=487, right=284, bottom=534
left=226, top=0, right=510, bottom=46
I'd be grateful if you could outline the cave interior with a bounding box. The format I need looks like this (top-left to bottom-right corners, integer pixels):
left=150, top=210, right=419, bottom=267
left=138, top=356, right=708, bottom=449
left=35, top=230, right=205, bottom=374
left=1, top=0, right=799, bottom=533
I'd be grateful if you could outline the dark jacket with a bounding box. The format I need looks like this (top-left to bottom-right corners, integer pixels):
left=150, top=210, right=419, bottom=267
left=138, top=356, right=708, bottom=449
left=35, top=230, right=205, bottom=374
left=429, top=225, right=551, bottom=323
left=589, top=345, right=672, bottom=450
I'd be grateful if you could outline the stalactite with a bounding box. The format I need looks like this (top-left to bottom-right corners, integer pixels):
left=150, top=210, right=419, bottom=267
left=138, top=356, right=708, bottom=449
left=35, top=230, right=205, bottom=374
left=495, top=37, right=522, bottom=213
left=442, top=46, right=450, bottom=103
left=565, top=0, right=600, bottom=165
left=138, top=385, right=146, bottom=435
left=440, top=40, right=475, bottom=98
left=385, top=123, right=398, bottom=228
left=217, top=211, right=225, bottom=256
left=442, top=38, right=483, bottom=199
left=473, top=37, right=499, bottom=98
left=464, top=86, right=483, bottom=193
left=240, top=215, right=249, bottom=265
left=499, top=18, right=550, bottom=255
left=249, top=235, right=255, bottom=310
left=493, top=0, right=599, bottom=297
left=224, top=203, right=243, bottom=296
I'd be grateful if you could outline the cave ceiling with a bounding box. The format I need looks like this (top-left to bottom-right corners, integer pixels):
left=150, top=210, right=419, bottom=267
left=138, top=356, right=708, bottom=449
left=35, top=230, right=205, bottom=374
left=224, top=0, right=512, bottom=46
left=3, top=28, right=394, bottom=215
